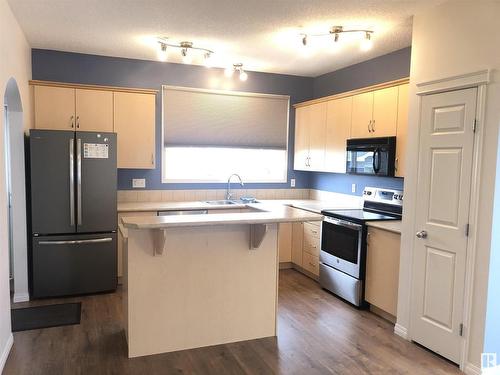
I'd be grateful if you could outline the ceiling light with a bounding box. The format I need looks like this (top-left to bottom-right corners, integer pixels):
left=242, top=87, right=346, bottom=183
left=203, top=52, right=213, bottom=68
left=360, top=32, right=373, bottom=51
left=156, top=38, right=214, bottom=66
left=239, top=71, right=248, bottom=81
left=157, top=42, right=168, bottom=62
left=301, top=26, right=374, bottom=54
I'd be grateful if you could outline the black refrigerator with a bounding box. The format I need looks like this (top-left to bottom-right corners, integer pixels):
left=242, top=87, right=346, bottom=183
left=28, top=130, right=117, bottom=298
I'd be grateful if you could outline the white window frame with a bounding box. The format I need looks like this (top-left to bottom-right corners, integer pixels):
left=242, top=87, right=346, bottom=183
left=161, top=85, right=289, bottom=184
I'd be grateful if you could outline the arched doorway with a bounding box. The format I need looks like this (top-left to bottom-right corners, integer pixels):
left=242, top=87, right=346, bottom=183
left=3, top=78, right=29, bottom=302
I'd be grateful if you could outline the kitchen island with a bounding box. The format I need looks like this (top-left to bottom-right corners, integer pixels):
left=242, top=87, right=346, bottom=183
left=120, top=202, right=323, bottom=358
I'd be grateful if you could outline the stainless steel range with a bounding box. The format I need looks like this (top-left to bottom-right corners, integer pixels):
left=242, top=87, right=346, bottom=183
left=320, top=187, right=403, bottom=307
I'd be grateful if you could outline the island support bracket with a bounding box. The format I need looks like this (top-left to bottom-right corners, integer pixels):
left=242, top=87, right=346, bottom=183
left=250, top=224, right=269, bottom=250
left=152, top=229, right=167, bottom=256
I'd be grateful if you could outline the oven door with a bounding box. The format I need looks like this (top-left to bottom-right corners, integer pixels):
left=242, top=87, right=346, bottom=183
left=320, top=217, right=363, bottom=278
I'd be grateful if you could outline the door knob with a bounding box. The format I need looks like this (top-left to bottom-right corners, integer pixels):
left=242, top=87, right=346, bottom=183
left=416, top=230, right=428, bottom=239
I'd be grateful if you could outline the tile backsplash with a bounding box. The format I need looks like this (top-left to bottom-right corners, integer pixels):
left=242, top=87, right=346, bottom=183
left=117, top=188, right=311, bottom=202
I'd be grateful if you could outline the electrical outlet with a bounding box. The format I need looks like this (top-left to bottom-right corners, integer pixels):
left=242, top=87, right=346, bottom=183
left=290, top=178, right=296, bottom=188
left=351, top=183, right=356, bottom=193
left=132, top=178, right=146, bottom=189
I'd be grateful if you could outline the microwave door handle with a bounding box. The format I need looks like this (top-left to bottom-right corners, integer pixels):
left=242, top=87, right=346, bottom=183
left=373, top=148, right=381, bottom=173
left=372, top=148, right=377, bottom=174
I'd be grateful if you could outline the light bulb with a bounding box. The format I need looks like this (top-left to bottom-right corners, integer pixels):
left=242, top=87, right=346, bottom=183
left=360, top=32, right=373, bottom=51
left=157, top=43, right=168, bottom=62
left=181, top=48, right=192, bottom=64
left=203, top=52, right=213, bottom=68
left=224, top=67, right=234, bottom=77
left=239, top=71, right=248, bottom=81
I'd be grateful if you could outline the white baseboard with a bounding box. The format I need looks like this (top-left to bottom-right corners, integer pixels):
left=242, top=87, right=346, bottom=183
left=394, top=323, right=409, bottom=340
left=463, top=362, right=481, bottom=375
left=12, top=292, right=29, bottom=303
left=0, top=333, right=13, bottom=373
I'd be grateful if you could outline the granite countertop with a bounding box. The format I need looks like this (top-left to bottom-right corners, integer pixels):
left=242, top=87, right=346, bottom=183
left=121, top=202, right=323, bottom=230
left=366, top=220, right=402, bottom=234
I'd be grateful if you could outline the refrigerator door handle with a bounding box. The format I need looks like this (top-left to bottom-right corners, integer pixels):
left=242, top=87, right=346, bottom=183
left=38, top=238, right=113, bottom=245
left=69, top=139, right=75, bottom=226
left=77, top=138, right=82, bottom=226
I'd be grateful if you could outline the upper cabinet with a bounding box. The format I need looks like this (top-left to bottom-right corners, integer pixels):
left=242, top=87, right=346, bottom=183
left=75, top=89, right=113, bottom=132
left=293, top=102, right=327, bottom=171
left=293, top=79, right=409, bottom=176
left=113, top=92, right=156, bottom=169
left=325, top=96, right=352, bottom=173
left=351, top=86, right=398, bottom=138
left=395, top=83, right=409, bottom=177
left=31, top=81, right=157, bottom=169
left=33, top=85, right=76, bottom=130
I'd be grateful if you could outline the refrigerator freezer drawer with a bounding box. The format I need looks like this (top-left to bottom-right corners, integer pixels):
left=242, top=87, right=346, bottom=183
left=31, top=233, right=117, bottom=298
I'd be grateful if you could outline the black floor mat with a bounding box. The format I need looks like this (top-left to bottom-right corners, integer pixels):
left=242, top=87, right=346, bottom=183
left=11, top=302, right=81, bottom=332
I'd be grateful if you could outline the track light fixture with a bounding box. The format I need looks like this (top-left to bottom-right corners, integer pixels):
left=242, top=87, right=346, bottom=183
left=301, top=26, right=374, bottom=52
left=157, top=38, right=214, bottom=66
left=225, top=63, right=248, bottom=81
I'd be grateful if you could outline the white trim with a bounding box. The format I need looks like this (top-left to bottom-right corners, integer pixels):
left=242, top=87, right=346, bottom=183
left=12, top=292, right=29, bottom=303
left=460, top=83, right=488, bottom=372
left=162, top=85, right=291, bottom=101
left=464, top=362, right=482, bottom=375
left=404, top=72, right=488, bottom=372
left=416, top=69, right=490, bottom=96
left=0, top=334, right=13, bottom=373
left=394, top=323, right=409, bottom=340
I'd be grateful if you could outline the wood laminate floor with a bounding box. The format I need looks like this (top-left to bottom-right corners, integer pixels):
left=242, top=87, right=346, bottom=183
left=5, top=269, right=461, bottom=375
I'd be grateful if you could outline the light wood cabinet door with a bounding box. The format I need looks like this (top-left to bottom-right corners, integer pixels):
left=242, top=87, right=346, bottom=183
left=302, top=252, right=319, bottom=276
left=308, top=102, right=327, bottom=171
left=113, top=92, right=156, bottom=169
left=34, top=85, right=76, bottom=130
left=372, top=86, right=399, bottom=137
left=294, top=106, right=310, bottom=171
left=278, top=223, right=292, bottom=263
left=325, top=96, right=352, bottom=173
left=291, top=222, right=304, bottom=267
left=350, top=91, right=373, bottom=138
left=75, top=89, right=113, bottom=132
left=395, top=84, right=409, bottom=177
left=365, top=227, right=401, bottom=316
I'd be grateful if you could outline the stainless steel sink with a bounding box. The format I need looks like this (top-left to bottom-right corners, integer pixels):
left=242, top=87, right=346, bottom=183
left=205, top=200, right=238, bottom=205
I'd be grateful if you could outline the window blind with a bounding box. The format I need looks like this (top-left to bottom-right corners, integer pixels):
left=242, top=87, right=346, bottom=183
left=163, top=86, right=289, bottom=149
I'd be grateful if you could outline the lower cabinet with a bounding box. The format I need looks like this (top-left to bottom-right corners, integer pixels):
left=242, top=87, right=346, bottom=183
left=365, top=226, right=401, bottom=318
left=290, top=220, right=320, bottom=278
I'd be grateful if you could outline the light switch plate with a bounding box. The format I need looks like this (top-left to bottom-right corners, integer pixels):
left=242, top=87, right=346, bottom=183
left=290, top=178, right=296, bottom=188
left=351, top=183, right=356, bottom=193
left=132, top=178, right=146, bottom=189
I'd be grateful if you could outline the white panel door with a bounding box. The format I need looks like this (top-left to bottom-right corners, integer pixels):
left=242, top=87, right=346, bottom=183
left=411, top=87, right=477, bottom=364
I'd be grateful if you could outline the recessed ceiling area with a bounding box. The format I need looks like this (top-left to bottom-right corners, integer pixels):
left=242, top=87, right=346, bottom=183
left=8, top=0, right=443, bottom=77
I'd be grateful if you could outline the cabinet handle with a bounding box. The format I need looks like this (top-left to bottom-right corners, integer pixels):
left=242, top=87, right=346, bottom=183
left=70, top=115, right=74, bottom=128
left=372, top=119, right=376, bottom=132
left=151, top=153, right=154, bottom=165
left=395, top=157, right=399, bottom=171
left=76, top=116, right=80, bottom=129
left=367, top=120, right=371, bottom=133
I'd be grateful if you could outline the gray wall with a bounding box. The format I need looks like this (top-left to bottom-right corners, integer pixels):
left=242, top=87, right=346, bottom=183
left=32, top=49, right=314, bottom=190
left=313, top=47, right=411, bottom=99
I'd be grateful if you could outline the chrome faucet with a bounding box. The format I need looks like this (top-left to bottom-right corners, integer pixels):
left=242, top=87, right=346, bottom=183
left=226, top=174, right=244, bottom=200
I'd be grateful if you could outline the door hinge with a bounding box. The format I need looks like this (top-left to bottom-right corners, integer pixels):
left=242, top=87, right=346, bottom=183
left=459, top=323, right=464, bottom=337
left=465, top=223, right=470, bottom=237
left=473, top=119, right=478, bottom=133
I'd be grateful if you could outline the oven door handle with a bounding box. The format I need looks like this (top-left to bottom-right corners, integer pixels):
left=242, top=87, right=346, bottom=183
left=324, top=217, right=363, bottom=230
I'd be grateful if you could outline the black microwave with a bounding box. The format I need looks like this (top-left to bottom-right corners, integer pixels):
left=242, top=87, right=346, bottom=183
left=346, top=137, right=396, bottom=177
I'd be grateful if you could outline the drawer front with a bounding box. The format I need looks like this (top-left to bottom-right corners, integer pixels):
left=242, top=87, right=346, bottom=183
left=304, top=222, right=320, bottom=238
left=303, top=233, right=320, bottom=257
left=303, top=252, right=319, bottom=276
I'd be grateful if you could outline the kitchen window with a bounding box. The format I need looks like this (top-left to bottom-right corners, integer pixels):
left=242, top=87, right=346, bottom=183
left=162, top=86, right=289, bottom=183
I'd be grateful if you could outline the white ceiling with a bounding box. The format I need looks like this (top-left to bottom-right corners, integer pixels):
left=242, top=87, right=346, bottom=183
left=8, top=0, right=442, bottom=77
